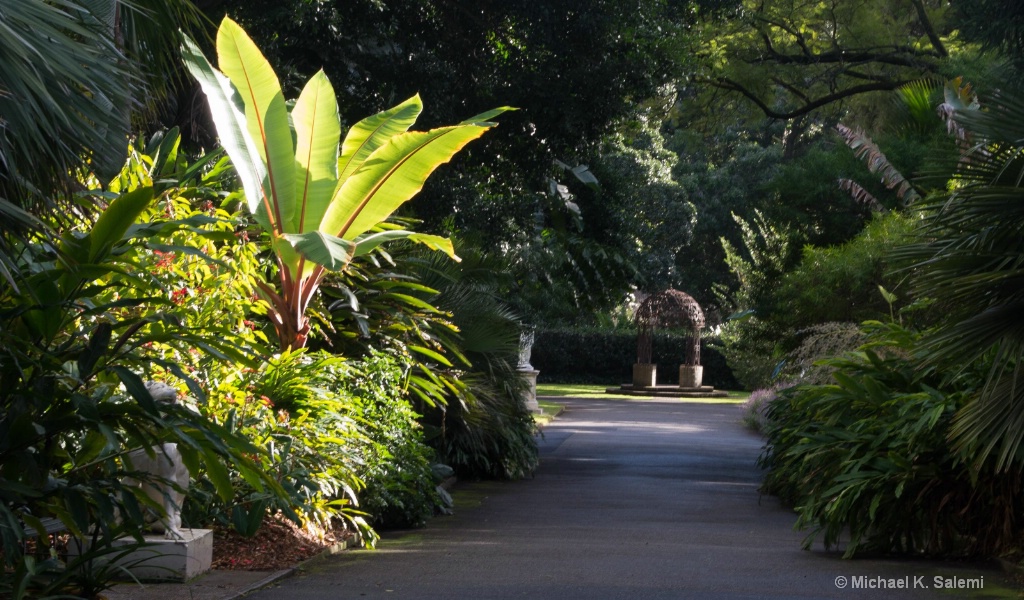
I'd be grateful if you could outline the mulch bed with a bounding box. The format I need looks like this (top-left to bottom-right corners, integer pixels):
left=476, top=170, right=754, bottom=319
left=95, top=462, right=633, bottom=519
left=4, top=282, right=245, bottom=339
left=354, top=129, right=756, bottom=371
left=211, top=517, right=354, bottom=571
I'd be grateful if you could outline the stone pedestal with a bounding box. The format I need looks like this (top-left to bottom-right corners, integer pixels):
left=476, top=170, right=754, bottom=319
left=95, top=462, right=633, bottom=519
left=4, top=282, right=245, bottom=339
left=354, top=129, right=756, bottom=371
left=632, top=363, right=657, bottom=389
left=679, top=365, right=704, bottom=389
left=68, top=529, right=213, bottom=582
left=519, top=368, right=541, bottom=413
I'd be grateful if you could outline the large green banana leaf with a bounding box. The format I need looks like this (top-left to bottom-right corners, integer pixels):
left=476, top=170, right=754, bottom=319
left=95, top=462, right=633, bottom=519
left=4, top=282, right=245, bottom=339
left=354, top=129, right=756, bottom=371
left=215, top=18, right=295, bottom=234
left=183, top=16, right=510, bottom=348
left=323, top=117, right=510, bottom=240
left=181, top=34, right=268, bottom=225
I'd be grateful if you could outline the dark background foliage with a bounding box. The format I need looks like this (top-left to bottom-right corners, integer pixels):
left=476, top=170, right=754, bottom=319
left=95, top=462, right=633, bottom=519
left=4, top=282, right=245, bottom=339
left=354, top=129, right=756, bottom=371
left=532, top=329, right=737, bottom=388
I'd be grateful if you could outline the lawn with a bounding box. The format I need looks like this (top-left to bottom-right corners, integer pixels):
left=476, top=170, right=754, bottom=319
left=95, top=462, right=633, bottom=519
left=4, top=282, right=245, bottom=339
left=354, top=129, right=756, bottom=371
left=536, top=383, right=749, bottom=404
left=533, top=399, right=565, bottom=426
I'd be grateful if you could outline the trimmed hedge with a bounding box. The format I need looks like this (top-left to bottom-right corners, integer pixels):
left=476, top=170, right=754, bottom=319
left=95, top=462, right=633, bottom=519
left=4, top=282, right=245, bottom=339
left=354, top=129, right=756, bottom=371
left=531, top=328, right=739, bottom=389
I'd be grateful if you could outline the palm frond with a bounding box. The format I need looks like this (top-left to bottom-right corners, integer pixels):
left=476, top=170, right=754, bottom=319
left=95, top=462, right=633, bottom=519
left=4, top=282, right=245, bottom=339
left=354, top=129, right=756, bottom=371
left=0, top=0, right=131, bottom=199
left=894, top=90, right=1024, bottom=470
left=837, top=178, right=886, bottom=212
left=0, top=0, right=204, bottom=216
left=836, top=124, right=921, bottom=205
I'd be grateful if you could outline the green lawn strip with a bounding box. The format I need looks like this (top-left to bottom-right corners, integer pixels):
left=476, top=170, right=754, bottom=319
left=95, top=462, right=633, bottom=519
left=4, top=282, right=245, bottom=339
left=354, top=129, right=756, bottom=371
left=532, top=399, right=564, bottom=426
left=537, top=383, right=749, bottom=404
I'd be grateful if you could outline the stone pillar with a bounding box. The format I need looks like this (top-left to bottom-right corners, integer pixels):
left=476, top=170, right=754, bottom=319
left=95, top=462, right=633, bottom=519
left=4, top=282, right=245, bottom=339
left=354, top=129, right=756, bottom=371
left=679, top=364, right=703, bottom=389
left=519, top=368, right=541, bottom=413
left=633, top=363, right=657, bottom=389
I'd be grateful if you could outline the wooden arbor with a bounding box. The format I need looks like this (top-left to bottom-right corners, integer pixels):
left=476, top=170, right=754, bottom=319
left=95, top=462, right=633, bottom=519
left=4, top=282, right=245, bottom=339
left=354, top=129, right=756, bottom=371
left=633, top=289, right=705, bottom=389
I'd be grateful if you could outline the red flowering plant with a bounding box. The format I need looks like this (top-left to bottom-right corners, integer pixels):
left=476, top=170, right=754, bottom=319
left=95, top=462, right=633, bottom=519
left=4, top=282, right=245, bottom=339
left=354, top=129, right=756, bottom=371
left=0, top=128, right=288, bottom=597
left=114, top=131, right=383, bottom=544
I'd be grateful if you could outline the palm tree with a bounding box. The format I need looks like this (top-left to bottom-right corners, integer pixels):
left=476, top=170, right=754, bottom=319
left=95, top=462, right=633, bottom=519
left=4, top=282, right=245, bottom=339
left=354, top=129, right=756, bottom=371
left=894, top=87, right=1024, bottom=470
left=0, top=0, right=204, bottom=226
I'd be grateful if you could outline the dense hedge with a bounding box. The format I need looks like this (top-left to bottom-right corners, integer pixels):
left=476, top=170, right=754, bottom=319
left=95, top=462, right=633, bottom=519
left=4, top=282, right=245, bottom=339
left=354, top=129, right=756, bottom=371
left=531, top=328, right=739, bottom=389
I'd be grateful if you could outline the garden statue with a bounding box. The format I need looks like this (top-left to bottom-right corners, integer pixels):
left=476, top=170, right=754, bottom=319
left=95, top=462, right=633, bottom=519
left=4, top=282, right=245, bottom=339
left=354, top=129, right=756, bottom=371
left=123, top=381, right=190, bottom=540
left=517, top=325, right=541, bottom=412
left=518, top=326, right=536, bottom=371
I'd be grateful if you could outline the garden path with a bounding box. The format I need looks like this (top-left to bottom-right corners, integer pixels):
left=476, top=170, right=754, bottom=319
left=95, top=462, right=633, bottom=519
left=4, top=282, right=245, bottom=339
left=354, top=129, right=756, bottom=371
left=247, top=398, right=1013, bottom=599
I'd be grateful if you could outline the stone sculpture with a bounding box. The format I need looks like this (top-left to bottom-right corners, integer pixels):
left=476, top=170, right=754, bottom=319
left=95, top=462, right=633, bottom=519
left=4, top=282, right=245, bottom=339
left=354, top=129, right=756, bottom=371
left=123, top=381, right=189, bottom=540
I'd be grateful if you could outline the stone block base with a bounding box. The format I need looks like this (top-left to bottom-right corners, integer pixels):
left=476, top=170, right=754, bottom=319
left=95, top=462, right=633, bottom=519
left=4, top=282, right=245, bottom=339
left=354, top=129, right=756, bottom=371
left=679, top=365, right=704, bottom=388
left=69, top=529, right=213, bottom=582
left=632, top=363, right=657, bottom=389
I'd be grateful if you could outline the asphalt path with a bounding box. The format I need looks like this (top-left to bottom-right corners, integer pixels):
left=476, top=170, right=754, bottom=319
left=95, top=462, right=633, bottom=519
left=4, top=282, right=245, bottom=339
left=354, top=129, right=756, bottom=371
left=248, top=398, right=1015, bottom=599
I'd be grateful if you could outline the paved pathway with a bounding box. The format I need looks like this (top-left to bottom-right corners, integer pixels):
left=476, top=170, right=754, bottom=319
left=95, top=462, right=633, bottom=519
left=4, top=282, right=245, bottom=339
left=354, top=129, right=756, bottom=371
left=248, top=398, right=1015, bottom=599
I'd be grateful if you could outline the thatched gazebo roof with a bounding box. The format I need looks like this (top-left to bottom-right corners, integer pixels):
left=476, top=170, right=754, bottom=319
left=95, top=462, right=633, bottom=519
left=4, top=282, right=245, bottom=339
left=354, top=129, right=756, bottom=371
left=634, top=289, right=704, bottom=366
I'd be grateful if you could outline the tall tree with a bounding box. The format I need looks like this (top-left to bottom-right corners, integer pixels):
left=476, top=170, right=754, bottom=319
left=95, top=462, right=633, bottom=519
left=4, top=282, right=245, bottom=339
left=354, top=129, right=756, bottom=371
left=691, top=0, right=952, bottom=123
left=191, top=0, right=696, bottom=243
left=951, top=0, right=1024, bottom=69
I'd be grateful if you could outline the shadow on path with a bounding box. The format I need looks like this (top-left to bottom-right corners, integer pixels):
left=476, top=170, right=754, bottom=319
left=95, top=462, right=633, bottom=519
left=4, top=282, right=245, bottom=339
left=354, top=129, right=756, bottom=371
left=248, top=398, right=1016, bottom=599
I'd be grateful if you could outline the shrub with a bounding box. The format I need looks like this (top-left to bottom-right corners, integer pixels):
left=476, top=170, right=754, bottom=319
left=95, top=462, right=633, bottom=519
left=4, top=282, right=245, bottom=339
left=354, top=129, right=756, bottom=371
left=186, top=348, right=448, bottom=538
left=773, top=212, right=916, bottom=331
left=778, top=322, right=865, bottom=385
left=186, top=349, right=375, bottom=543
left=346, top=352, right=444, bottom=530
left=432, top=370, right=539, bottom=480
left=718, top=211, right=915, bottom=390
left=740, top=383, right=793, bottom=432
left=323, top=242, right=542, bottom=481
left=760, top=321, right=1024, bottom=558
left=0, top=138, right=275, bottom=598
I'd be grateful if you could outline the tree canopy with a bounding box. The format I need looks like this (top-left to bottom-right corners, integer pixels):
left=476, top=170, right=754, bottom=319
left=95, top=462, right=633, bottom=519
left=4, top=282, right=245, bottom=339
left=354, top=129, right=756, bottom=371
left=692, top=0, right=953, bottom=122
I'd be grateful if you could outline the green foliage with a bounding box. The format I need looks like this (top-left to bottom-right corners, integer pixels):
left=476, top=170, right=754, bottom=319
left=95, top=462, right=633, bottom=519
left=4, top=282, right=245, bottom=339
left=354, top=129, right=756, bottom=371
left=760, top=322, right=1023, bottom=558
left=715, top=210, right=798, bottom=389
left=774, top=212, right=917, bottom=330
left=322, top=240, right=541, bottom=480
left=509, top=228, right=640, bottom=327
left=183, top=17, right=507, bottom=349
left=186, top=349, right=375, bottom=543
left=717, top=211, right=914, bottom=390
left=147, top=216, right=443, bottom=536
left=765, top=138, right=891, bottom=237
left=586, top=117, right=696, bottom=291
left=0, top=139, right=276, bottom=598
left=0, top=0, right=204, bottom=215
left=200, top=0, right=695, bottom=244
left=951, top=0, right=1024, bottom=69
left=894, top=87, right=1024, bottom=471
left=390, top=244, right=540, bottom=480
left=671, top=138, right=785, bottom=308
left=777, top=322, right=866, bottom=386
left=695, top=0, right=952, bottom=121
left=344, top=351, right=444, bottom=530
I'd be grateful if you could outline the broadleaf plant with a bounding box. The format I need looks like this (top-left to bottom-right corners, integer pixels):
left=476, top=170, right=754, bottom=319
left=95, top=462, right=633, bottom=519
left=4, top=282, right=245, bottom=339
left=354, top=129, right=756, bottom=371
left=183, top=17, right=511, bottom=349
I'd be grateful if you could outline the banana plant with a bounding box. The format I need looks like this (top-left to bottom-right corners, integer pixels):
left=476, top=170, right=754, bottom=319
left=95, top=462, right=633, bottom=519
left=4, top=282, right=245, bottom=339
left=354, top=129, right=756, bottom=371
left=182, top=17, right=511, bottom=349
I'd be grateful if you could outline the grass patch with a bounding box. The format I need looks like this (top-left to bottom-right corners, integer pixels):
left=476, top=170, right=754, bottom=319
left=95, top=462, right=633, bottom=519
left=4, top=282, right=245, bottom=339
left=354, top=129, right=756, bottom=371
left=533, top=400, right=564, bottom=426
left=537, top=383, right=749, bottom=404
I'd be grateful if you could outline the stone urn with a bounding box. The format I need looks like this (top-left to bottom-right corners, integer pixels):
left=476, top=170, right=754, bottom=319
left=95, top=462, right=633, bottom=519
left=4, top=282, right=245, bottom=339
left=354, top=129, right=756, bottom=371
left=633, top=363, right=657, bottom=389
left=679, top=364, right=703, bottom=389
left=518, top=326, right=540, bottom=412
